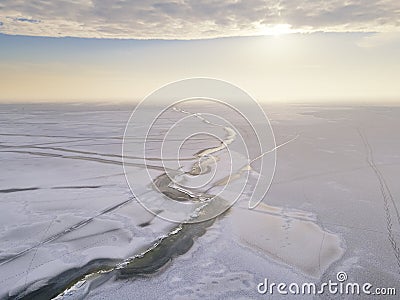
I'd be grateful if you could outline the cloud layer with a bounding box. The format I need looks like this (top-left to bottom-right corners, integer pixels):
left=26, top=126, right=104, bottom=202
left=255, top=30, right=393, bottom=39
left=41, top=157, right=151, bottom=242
left=0, top=0, right=399, bottom=39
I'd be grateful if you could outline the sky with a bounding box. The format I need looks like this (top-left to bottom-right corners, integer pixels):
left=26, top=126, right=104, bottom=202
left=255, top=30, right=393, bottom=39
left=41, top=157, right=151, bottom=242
left=0, top=0, right=399, bottom=103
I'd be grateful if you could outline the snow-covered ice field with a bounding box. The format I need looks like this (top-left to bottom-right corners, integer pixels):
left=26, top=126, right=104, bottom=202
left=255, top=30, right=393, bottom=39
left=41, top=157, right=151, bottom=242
left=0, top=103, right=399, bottom=299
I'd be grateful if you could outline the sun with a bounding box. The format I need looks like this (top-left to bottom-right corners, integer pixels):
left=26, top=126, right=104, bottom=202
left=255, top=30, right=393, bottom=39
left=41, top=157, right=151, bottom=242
left=259, top=24, right=294, bottom=36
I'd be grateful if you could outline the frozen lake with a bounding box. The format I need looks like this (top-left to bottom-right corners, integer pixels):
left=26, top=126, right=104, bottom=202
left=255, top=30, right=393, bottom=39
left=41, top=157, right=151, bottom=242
left=0, top=102, right=399, bottom=299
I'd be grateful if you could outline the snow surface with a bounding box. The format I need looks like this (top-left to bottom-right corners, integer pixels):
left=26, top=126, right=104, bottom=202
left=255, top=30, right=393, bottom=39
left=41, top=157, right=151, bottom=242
left=0, top=103, right=399, bottom=299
